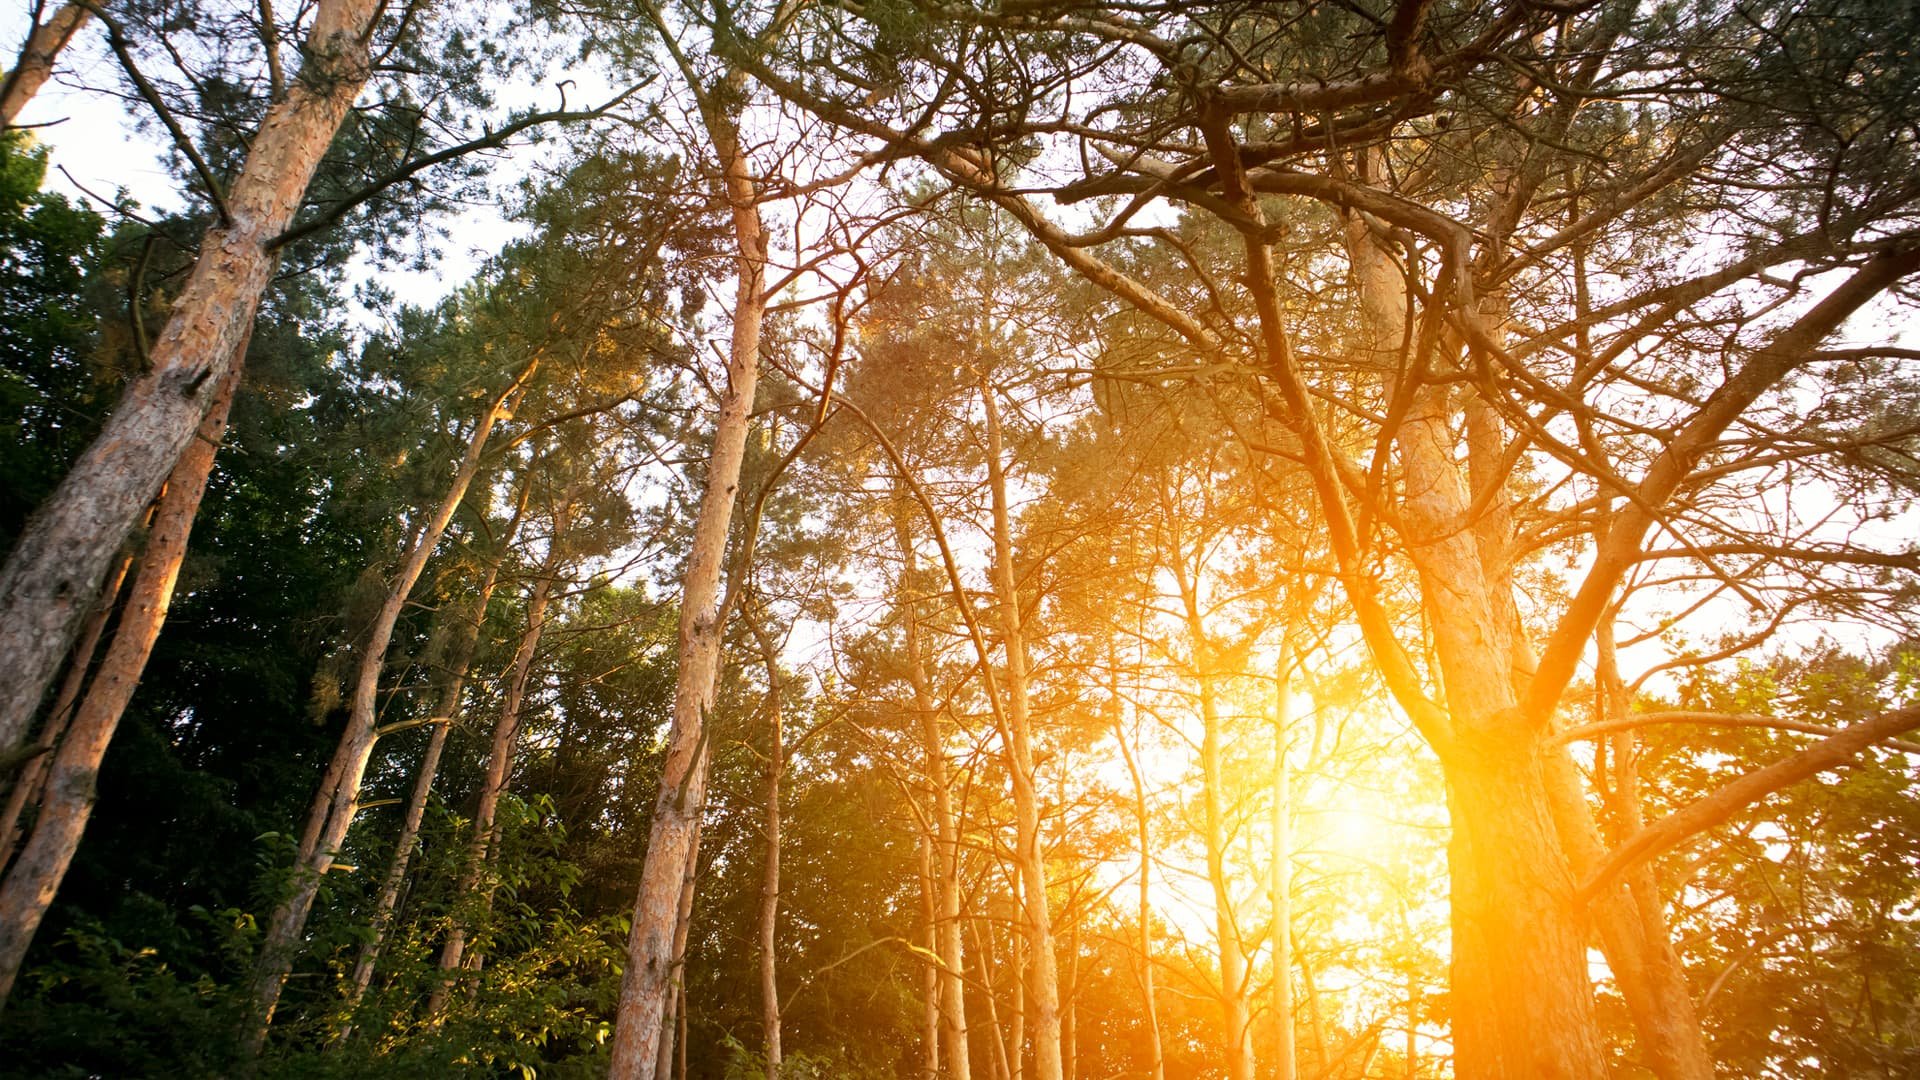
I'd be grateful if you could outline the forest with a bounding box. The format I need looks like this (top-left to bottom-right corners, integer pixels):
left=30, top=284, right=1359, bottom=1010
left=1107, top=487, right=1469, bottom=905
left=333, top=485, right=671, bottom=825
left=0, top=0, right=1917, bottom=1077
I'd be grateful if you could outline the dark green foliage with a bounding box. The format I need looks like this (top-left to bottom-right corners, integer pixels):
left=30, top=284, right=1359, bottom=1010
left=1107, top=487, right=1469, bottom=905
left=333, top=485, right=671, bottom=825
left=0, top=134, right=109, bottom=552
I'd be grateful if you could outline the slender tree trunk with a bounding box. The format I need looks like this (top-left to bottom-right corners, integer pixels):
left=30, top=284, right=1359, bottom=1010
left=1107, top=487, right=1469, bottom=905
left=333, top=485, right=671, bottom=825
left=1299, top=934, right=1328, bottom=1076
left=1062, top=919, right=1079, bottom=1080
left=336, top=475, right=531, bottom=1038
left=1112, top=685, right=1164, bottom=1080
left=1009, top=876, right=1024, bottom=1080
left=1535, top=615, right=1714, bottom=1080
left=893, top=486, right=972, bottom=1080
left=0, top=550, right=131, bottom=867
left=653, top=819, right=704, bottom=1080
left=1167, top=539, right=1254, bottom=1080
left=608, top=77, right=766, bottom=1077
left=972, top=914, right=1013, bottom=1080
left=1406, top=963, right=1419, bottom=1079
left=0, top=362, right=239, bottom=1006
left=981, top=383, right=1064, bottom=1080
left=748, top=613, right=784, bottom=1080
left=1200, top=663, right=1253, bottom=1080
left=1271, top=640, right=1297, bottom=1080
left=242, top=360, right=535, bottom=1054
left=919, top=834, right=939, bottom=1080
left=427, top=528, right=560, bottom=1012
left=0, top=2, right=90, bottom=129
left=0, top=0, right=380, bottom=769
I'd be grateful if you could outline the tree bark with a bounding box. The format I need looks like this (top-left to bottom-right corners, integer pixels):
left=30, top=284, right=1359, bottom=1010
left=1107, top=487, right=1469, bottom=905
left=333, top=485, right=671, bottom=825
left=0, top=0, right=380, bottom=771
left=0, top=549, right=131, bottom=867
left=242, top=359, right=535, bottom=1054
left=652, top=818, right=703, bottom=1080
left=0, top=2, right=90, bottom=129
left=982, top=382, right=1063, bottom=1080
left=0, top=361, right=238, bottom=1006
left=608, top=59, right=766, bottom=1071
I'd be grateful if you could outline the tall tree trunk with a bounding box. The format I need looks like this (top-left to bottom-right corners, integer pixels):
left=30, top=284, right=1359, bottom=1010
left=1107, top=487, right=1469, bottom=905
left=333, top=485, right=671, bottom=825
left=1299, top=930, right=1328, bottom=1076
left=1536, top=615, right=1714, bottom=1080
left=1111, top=677, right=1164, bottom=1080
left=1166, top=535, right=1254, bottom=1080
left=1062, top=919, right=1079, bottom=1080
left=0, top=549, right=131, bottom=867
left=748, top=612, right=784, bottom=1080
left=1271, top=639, right=1297, bottom=1080
left=427, top=519, right=561, bottom=1013
left=652, top=819, right=704, bottom=1080
left=608, top=68, right=766, bottom=1077
left=242, top=360, right=536, bottom=1054
left=1406, top=963, right=1419, bottom=1078
left=1474, top=253, right=1716, bottom=1077
left=1010, top=874, right=1025, bottom=1080
left=0, top=2, right=90, bottom=128
left=972, top=912, right=1013, bottom=1080
left=1336, top=209, right=1607, bottom=1079
left=982, top=383, right=1063, bottom=1080
left=893, top=486, right=972, bottom=1080
left=336, top=475, right=531, bottom=1039
left=0, top=361, right=238, bottom=1006
left=0, top=0, right=380, bottom=770
left=919, top=834, right=939, bottom=1080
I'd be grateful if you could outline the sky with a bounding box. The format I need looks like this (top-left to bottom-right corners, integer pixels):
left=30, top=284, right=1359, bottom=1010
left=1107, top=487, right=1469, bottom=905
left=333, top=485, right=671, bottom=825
left=1, top=7, right=533, bottom=317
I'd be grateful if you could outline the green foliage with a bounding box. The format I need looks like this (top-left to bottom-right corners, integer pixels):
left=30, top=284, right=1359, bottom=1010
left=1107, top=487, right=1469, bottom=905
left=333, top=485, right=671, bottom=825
left=0, top=133, right=108, bottom=552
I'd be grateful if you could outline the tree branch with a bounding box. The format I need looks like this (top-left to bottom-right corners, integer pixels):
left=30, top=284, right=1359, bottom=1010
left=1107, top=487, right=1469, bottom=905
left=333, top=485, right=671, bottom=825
left=1557, top=710, right=1920, bottom=755
left=1578, top=704, right=1920, bottom=902
left=268, top=81, right=650, bottom=250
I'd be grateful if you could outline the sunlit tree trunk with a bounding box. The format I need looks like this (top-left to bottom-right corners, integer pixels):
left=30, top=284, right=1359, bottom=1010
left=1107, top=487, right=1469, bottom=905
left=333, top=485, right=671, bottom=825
left=918, top=835, right=939, bottom=1080
left=0, top=550, right=131, bottom=866
left=982, top=382, right=1063, bottom=1080
left=972, top=912, right=1014, bottom=1080
left=1110, top=674, right=1164, bottom=1080
left=1166, top=535, right=1254, bottom=1080
left=1298, top=933, right=1329, bottom=1075
left=747, top=612, right=784, bottom=1080
left=0, top=2, right=90, bottom=128
left=0, top=0, right=380, bottom=772
left=1336, top=207, right=1609, bottom=1079
left=243, top=359, right=536, bottom=1054
left=336, top=475, right=531, bottom=1039
left=893, top=486, right=972, bottom=1080
left=651, top=819, right=703, bottom=1080
left=428, top=511, right=563, bottom=1012
left=0, top=362, right=238, bottom=1006
left=1541, top=612, right=1716, bottom=1080
left=1406, top=965, right=1419, bottom=1078
left=1009, top=873, right=1025, bottom=1080
left=1532, top=235, right=1720, bottom=1080
left=1270, top=639, right=1297, bottom=1080
left=608, top=30, right=768, bottom=1069
left=1062, top=919, right=1079, bottom=1080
